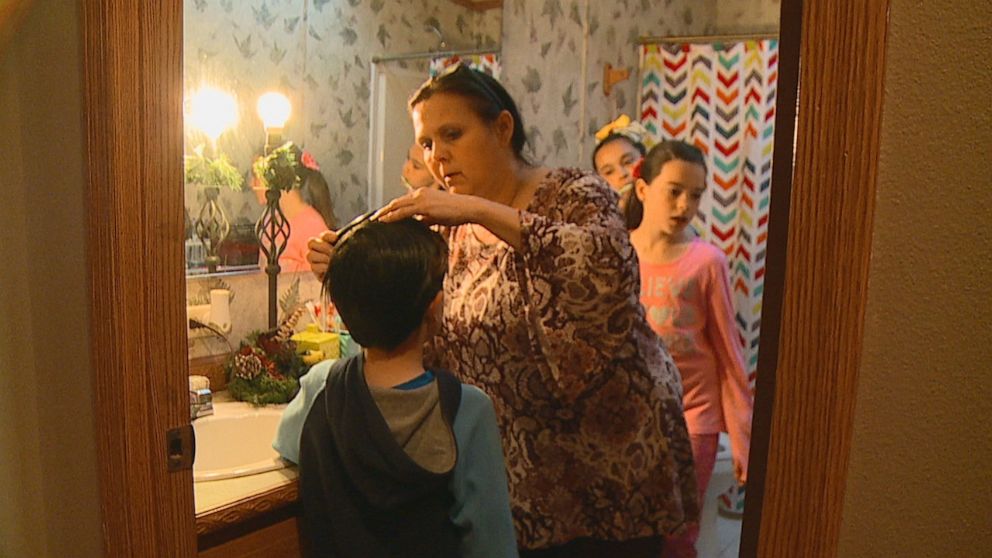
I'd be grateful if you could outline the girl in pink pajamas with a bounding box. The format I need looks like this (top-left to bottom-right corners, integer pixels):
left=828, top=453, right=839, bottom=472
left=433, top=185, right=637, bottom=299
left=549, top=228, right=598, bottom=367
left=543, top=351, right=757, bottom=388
left=628, top=140, right=753, bottom=558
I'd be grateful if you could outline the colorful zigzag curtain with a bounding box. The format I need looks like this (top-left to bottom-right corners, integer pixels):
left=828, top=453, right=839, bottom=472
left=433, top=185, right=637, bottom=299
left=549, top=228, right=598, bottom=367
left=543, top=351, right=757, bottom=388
left=429, top=52, right=501, bottom=79
left=638, top=40, right=779, bottom=387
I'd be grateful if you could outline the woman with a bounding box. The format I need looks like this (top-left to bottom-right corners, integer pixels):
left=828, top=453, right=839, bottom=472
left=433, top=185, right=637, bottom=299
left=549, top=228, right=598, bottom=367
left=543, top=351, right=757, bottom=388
left=308, top=64, right=698, bottom=557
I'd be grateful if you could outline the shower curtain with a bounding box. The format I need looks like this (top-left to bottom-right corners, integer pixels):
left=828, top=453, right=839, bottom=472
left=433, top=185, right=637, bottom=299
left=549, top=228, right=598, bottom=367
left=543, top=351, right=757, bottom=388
left=638, top=39, right=779, bottom=388
left=429, top=52, right=501, bottom=79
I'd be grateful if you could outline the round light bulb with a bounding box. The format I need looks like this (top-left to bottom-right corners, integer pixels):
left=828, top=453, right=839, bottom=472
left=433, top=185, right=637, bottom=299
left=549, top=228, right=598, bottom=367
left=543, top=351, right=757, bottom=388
left=186, top=86, right=238, bottom=143
left=257, top=92, right=292, bottom=130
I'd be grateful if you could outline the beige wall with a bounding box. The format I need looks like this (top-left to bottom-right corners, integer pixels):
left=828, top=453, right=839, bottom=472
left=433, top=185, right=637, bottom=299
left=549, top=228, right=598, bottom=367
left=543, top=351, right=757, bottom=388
left=0, top=3, right=103, bottom=557
left=838, top=0, right=992, bottom=556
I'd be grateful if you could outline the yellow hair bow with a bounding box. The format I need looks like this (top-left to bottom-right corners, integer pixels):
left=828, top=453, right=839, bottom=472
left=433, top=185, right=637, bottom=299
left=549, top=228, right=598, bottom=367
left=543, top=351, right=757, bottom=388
left=595, top=114, right=648, bottom=145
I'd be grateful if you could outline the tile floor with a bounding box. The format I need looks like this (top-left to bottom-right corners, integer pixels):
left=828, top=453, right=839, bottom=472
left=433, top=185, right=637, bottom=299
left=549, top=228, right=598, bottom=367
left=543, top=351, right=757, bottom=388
left=696, top=432, right=743, bottom=558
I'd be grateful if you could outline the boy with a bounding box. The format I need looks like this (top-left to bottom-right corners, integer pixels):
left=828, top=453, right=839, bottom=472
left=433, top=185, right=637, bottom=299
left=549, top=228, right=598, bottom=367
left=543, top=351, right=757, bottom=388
left=273, top=218, right=517, bottom=557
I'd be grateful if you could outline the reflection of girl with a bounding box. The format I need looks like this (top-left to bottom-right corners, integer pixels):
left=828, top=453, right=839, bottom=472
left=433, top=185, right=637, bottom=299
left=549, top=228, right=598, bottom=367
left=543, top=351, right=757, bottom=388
left=592, top=115, right=647, bottom=229
left=401, top=142, right=440, bottom=190
left=309, top=64, right=698, bottom=557
left=254, top=146, right=336, bottom=273
left=629, top=141, right=753, bottom=558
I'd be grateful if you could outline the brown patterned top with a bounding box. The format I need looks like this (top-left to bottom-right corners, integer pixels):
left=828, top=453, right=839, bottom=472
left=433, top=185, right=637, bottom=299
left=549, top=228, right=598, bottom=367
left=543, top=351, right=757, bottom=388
left=426, top=168, right=699, bottom=549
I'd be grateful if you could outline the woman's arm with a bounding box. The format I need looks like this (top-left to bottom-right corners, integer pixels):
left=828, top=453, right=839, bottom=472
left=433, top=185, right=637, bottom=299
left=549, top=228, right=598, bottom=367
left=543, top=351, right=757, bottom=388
left=510, top=173, right=644, bottom=401
left=375, top=187, right=525, bottom=250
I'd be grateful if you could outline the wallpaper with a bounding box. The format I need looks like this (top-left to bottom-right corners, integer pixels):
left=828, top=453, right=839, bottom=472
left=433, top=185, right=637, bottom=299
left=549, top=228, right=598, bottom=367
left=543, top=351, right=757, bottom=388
left=184, top=0, right=501, bottom=227
left=498, top=0, right=780, bottom=168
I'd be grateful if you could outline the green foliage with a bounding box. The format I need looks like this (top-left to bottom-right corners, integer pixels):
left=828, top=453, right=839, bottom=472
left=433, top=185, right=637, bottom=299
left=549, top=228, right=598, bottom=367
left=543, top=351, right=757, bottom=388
left=227, top=375, right=299, bottom=407
left=224, top=328, right=310, bottom=406
left=253, top=141, right=300, bottom=192
left=184, top=144, right=245, bottom=191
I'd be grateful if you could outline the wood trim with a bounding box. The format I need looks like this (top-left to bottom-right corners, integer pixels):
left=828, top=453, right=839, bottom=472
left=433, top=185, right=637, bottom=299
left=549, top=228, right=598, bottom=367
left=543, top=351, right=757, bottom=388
left=741, top=1, right=891, bottom=556
left=196, top=480, right=300, bottom=537
left=81, top=0, right=194, bottom=555
left=198, top=515, right=302, bottom=558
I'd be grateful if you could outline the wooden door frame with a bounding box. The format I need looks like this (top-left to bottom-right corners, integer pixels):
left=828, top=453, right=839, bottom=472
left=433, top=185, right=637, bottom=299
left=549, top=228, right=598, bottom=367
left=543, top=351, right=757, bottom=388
left=739, top=1, right=891, bottom=556
left=80, top=1, right=889, bottom=555
left=81, top=0, right=195, bottom=555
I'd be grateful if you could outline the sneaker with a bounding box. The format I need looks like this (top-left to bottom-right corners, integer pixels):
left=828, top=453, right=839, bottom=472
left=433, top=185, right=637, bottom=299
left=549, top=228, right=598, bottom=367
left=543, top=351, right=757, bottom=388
left=717, top=483, right=746, bottom=518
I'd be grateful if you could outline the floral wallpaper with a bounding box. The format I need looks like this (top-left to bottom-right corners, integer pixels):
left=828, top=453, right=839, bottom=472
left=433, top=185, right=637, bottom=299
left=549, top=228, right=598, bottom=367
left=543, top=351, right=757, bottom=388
left=184, top=0, right=501, bottom=227
left=498, top=0, right=780, bottom=168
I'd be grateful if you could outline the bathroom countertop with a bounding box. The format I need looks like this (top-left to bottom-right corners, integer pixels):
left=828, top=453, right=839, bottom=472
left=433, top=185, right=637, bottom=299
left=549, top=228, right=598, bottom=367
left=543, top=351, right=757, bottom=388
left=193, top=391, right=299, bottom=535
left=194, top=465, right=298, bottom=515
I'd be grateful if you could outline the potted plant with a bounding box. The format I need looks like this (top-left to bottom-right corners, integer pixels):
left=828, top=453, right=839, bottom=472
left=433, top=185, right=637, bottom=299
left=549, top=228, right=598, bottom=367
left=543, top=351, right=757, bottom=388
left=184, top=144, right=244, bottom=273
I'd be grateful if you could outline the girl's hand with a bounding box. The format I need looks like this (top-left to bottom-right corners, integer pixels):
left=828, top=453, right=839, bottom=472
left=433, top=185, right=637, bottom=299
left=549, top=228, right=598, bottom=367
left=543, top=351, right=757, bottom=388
left=734, top=461, right=747, bottom=485
left=375, top=187, right=480, bottom=227
left=306, top=230, right=338, bottom=281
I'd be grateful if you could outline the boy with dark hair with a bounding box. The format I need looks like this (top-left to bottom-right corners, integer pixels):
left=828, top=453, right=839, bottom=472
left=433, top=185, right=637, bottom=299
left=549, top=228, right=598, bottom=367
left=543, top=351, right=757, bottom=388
left=273, top=218, right=517, bottom=557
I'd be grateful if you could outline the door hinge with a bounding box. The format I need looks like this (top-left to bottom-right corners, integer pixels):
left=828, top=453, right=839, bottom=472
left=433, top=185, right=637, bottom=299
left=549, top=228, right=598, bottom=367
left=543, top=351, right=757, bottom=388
left=166, top=424, right=195, bottom=472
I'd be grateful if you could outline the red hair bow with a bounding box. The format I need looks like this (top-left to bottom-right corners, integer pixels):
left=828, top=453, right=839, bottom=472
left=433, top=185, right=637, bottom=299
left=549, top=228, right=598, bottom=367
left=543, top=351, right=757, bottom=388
left=300, top=151, right=320, bottom=171
left=631, top=158, right=644, bottom=180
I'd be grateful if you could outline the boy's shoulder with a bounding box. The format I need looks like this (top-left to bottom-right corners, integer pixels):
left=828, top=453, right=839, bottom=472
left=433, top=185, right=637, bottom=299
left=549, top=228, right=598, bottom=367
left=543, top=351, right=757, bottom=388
left=452, top=381, right=497, bottom=424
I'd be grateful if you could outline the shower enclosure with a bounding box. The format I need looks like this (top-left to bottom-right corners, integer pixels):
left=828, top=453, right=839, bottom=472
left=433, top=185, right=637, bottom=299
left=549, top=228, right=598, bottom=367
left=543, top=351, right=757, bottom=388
left=367, top=61, right=427, bottom=209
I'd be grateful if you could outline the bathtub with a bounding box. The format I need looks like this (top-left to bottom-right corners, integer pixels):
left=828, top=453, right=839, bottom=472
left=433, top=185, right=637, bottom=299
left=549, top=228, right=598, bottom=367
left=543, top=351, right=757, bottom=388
left=193, top=401, right=289, bottom=482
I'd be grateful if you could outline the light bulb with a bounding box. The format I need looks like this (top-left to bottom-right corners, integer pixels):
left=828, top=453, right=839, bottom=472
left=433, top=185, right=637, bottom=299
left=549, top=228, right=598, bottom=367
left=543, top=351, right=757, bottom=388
left=187, top=86, right=238, bottom=143
left=257, top=92, right=292, bottom=130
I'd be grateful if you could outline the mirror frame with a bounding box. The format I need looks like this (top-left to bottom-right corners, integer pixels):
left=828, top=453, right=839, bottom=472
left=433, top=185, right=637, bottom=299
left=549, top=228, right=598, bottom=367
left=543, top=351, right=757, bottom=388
left=81, top=1, right=890, bottom=555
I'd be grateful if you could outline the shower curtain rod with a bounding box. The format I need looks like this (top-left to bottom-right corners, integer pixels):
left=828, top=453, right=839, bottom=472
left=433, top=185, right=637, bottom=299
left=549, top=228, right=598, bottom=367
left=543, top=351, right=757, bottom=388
left=371, top=47, right=498, bottom=64
left=637, top=32, right=778, bottom=45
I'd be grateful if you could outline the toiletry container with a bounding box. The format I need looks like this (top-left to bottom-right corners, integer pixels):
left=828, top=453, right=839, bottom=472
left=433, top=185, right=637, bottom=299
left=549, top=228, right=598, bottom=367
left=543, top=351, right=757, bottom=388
left=291, top=324, right=340, bottom=361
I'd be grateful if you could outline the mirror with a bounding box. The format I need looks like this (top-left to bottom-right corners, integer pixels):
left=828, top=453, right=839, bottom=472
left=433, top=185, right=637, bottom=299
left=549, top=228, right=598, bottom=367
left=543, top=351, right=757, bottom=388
left=185, top=2, right=783, bottom=557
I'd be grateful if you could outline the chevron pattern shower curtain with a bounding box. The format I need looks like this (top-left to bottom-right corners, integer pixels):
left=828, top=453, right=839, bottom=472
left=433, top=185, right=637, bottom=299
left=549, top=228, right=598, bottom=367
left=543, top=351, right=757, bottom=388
left=638, top=40, right=779, bottom=386
left=429, top=53, right=501, bottom=79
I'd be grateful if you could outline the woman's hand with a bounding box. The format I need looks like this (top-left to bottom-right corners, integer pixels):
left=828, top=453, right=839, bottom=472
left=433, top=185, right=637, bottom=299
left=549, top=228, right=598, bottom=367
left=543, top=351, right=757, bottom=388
left=306, top=230, right=338, bottom=281
left=375, top=187, right=481, bottom=227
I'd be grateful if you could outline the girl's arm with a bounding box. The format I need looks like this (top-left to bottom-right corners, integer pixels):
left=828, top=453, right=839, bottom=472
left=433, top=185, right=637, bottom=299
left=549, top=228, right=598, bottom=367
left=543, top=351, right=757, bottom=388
left=703, top=251, right=754, bottom=483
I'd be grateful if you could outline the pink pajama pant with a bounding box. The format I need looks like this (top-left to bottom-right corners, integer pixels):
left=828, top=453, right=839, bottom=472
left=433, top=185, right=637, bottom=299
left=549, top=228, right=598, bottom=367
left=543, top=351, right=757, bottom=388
left=663, top=433, right=720, bottom=558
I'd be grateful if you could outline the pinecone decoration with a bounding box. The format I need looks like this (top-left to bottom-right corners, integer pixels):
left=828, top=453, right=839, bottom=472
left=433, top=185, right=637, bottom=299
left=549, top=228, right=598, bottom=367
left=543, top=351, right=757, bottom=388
left=234, top=353, right=264, bottom=380
left=274, top=306, right=306, bottom=343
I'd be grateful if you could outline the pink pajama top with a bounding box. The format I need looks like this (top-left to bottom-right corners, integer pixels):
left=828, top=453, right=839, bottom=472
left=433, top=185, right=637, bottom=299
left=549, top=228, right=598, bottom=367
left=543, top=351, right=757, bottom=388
left=639, top=239, right=753, bottom=480
left=278, top=205, right=329, bottom=273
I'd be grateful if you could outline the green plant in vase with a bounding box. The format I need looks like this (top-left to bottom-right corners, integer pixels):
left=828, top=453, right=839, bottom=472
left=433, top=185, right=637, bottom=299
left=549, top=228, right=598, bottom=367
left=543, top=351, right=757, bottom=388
left=185, top=144, right=244, bottom=273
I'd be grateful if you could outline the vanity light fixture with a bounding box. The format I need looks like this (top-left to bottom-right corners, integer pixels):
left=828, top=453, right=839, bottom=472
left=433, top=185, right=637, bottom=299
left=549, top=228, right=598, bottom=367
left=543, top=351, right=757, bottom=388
left=257, top=91, right=292, bottom=155
left=187, top=85, right=239, bottom=148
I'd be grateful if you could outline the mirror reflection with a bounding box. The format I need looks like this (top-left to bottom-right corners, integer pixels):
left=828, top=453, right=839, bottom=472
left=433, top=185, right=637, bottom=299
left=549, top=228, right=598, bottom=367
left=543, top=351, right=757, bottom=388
left=186, top=2, right=781, bottom=558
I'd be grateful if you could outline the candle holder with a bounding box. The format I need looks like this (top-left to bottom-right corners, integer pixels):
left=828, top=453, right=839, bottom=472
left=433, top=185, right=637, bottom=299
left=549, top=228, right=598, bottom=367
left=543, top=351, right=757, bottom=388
left=255, top=187, right=290, bottom=328
left=193, top=186, right=231, bottom=273
left=255, top=92, right=294, bottom=328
